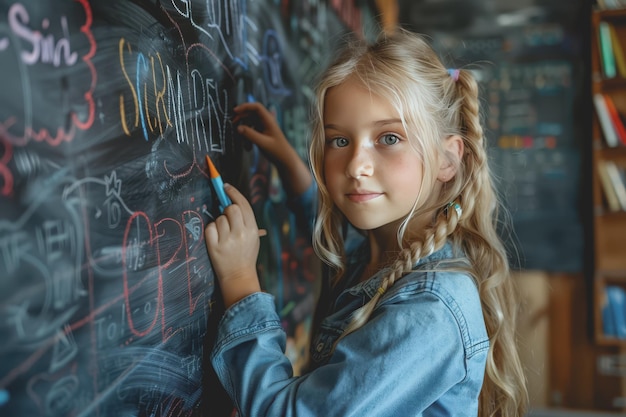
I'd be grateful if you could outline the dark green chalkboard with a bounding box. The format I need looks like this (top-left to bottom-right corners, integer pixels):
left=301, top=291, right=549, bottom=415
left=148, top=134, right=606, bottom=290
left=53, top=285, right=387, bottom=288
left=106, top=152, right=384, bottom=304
left=0, top=1, right=376, bottom=415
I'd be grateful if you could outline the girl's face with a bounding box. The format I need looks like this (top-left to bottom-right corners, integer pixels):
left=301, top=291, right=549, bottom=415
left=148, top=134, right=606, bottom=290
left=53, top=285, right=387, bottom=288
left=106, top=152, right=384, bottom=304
left=323, top=78, right=424, bottom=233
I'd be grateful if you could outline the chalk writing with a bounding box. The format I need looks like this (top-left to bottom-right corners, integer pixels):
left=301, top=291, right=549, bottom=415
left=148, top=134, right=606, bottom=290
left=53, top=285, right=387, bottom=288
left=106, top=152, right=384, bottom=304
left=118, top=39, right=232, bottom=152
left=8, top=4, right=78, bottom=67
left=0, top=0, right=96, bottom=184
left=0, top=0, right=371, bottom=415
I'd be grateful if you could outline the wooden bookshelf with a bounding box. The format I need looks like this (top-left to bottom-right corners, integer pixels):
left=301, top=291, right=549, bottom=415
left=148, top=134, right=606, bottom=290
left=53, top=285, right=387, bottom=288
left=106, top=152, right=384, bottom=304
left=591, top=7, right=626, bottom=347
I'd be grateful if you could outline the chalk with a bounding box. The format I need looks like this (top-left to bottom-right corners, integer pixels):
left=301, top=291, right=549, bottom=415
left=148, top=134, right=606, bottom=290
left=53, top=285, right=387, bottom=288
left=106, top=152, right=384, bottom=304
left=204, top=154, right=267, bottom=237
left=206, top=154, right=232, bottom=213
left=0, top=389, right=10, bottom=406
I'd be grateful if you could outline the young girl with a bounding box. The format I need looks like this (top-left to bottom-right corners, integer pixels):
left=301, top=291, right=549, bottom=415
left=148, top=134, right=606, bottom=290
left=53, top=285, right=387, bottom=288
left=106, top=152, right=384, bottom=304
left=205, top=29, right=528, bottom=416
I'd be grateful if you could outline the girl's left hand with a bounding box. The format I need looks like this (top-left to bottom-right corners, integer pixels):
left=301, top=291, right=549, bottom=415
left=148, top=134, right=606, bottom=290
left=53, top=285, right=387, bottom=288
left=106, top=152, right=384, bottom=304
left=204, top=184, right=262, bottom=308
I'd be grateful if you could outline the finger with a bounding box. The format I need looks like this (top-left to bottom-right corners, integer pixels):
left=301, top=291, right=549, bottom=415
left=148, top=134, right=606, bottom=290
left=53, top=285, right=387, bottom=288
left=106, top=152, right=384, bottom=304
left=231, top=103, right=261, bottom=124
left=258, top=229, right=267, bottom=237
left=232, top=106, right=261, bottom=123
left=222, top=183, right=248, bottom=208
left=214, top=214, right=231, bottom=237
left=223, top=184, right=260, bottom=231
left=204, top=223, right=218, bottom=247
left=233, top=101, right=263, bottom=114
left=253, top=104, right=277, bottom=126
left=236, top=124, right=267, bottom=143
left=223, top=203, right=245, bottom=233
left=235, top=102, right=276, bottom=126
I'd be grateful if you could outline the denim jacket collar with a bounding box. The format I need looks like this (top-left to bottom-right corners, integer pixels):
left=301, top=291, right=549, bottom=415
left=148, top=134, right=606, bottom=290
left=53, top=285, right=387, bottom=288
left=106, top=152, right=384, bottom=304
left=342, top=240, right=460, bottom=301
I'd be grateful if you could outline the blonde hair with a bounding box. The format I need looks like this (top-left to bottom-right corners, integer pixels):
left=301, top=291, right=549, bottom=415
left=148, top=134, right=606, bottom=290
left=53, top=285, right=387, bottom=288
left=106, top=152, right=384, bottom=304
left=309, top=29, right=528, bottom=417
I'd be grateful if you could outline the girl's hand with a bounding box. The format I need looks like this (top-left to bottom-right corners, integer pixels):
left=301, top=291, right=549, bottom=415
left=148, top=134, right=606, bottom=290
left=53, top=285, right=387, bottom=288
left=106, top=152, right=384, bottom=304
left=233, top=102, right=312, bottom=197
left=233, top=102, right=293, bottom=165
left=204, top=184, right=262, bottom=308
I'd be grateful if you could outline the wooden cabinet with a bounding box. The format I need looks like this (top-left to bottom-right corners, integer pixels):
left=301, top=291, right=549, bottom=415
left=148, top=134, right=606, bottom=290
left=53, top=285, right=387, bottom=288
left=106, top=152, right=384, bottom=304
left=590, top=7, right=626, bottom=346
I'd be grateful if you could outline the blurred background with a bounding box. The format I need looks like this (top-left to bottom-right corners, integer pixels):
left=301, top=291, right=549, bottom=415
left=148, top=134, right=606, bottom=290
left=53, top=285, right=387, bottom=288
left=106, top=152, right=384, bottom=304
left=371, top=0, right=626, bottom=415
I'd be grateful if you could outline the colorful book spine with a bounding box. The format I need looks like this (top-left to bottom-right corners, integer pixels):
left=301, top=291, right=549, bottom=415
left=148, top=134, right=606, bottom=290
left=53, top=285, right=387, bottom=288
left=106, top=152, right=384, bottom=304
left=598, top=160, right=621, bottom=211
left=593, top=93, right=619, bottom=147
left=599, top=21, right=617, bottom=78
left=604, top=160, right=626, bottom=211
left=609, top=24, right=626, bottom=78
left=602, top=94, right=626, bottom=145
left=603, top=287, right=617, bottom=337
left=606, top=286, right=626, bottom=339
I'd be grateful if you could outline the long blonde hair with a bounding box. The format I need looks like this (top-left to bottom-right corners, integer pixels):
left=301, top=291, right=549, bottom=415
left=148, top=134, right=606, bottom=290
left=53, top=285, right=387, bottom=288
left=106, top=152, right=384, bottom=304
left=309, top=29, right=528, bottom=417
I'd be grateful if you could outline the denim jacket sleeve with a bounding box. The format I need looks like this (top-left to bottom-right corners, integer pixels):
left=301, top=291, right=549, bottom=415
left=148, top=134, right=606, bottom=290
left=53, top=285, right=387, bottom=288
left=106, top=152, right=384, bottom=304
left=210, top=270, right=488, bottom=417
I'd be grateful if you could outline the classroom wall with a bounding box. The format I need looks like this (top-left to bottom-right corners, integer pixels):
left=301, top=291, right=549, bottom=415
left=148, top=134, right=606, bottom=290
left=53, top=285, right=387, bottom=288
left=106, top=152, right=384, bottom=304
left=0, top=1, right=376, bottom=415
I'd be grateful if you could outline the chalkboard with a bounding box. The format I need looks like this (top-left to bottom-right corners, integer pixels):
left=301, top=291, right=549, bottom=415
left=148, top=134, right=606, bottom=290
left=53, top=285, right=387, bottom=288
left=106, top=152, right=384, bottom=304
left=410, top=2, right=588, bottom=272
left=0, top=1, right=376, bottom=415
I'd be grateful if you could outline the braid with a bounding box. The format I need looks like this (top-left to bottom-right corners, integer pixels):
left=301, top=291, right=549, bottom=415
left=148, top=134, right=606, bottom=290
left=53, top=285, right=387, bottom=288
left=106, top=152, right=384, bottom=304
left=336, top=203, right=463, bottom=343
left=455, top=70, right=529, bottom=417
left=455, top=69, right=487, bottom=220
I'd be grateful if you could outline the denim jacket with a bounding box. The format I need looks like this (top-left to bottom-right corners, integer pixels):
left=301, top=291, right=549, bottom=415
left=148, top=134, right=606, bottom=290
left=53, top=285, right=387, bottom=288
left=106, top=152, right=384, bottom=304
left=210, top=185, right=489, bottom=417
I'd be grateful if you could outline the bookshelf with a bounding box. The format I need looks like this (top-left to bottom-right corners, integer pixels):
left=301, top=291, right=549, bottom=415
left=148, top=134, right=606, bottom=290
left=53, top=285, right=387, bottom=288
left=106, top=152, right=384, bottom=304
left=591, top=7, right=626, bottom=346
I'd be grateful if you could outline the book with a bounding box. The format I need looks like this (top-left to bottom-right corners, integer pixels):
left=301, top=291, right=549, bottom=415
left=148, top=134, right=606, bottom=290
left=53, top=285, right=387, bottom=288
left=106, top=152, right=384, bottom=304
left=602, top=94, right=626, bottom=145
left=593, top=93, right=619, bottom=147
left=606, top=286, right=626, bottom=339
left=604, top=160, right=626, bottom=210
left=598, top=160, right=621, bottom=211
left=599, top=21, right=617, bottom=78
left=603, top=286, right=617, bottom=337
left=609, top=24, right=626, bottom=78
left=598, top=0, right=626, bottom=10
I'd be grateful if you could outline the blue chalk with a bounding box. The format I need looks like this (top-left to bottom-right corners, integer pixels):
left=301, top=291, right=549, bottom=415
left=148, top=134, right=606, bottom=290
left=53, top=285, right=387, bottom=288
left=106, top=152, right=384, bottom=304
left=0, top=389, right=9, bottom=406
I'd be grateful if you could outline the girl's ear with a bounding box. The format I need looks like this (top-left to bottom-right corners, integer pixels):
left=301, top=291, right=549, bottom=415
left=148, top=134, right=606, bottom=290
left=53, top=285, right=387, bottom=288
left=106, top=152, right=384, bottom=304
left=437, top=135, right=464, bottom=182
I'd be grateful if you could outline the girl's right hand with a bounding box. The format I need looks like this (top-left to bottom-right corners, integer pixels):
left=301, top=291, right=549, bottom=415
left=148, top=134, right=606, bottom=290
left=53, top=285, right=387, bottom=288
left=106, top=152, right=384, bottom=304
left=233, top=102, right=312, bottom=198
left=204, top=183, right=262, bottom=308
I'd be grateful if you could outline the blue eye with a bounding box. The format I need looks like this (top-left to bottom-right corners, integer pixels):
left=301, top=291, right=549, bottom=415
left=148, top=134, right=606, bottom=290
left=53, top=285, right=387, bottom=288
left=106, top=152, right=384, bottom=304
left=329, top=137, right=349, bottom=147
left=380, top=134, right=400, bottom=145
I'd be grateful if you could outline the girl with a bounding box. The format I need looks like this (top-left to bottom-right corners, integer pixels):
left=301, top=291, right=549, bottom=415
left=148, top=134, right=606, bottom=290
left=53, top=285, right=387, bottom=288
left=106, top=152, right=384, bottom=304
left=205, top=29, right=528, bottom=416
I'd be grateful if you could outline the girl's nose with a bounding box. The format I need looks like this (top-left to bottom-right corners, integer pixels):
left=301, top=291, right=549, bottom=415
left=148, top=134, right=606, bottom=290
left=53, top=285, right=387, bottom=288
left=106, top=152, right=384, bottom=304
left=345, top=146, right=374, bottom=179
